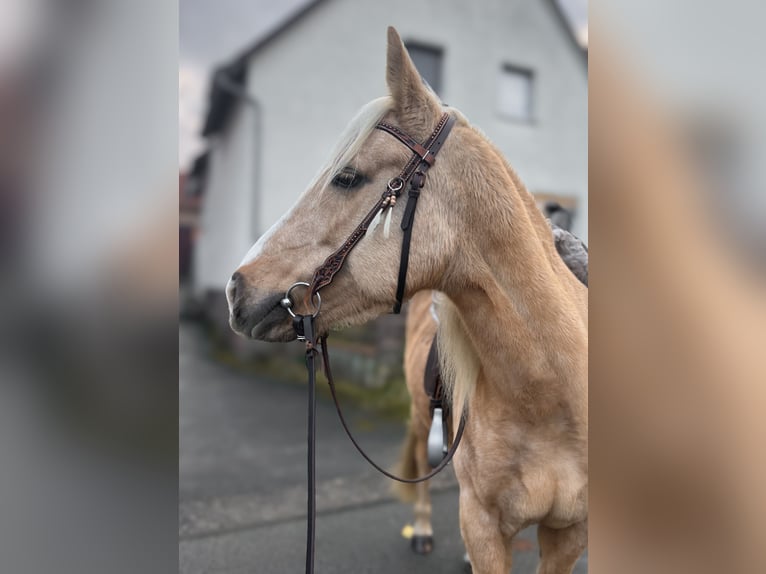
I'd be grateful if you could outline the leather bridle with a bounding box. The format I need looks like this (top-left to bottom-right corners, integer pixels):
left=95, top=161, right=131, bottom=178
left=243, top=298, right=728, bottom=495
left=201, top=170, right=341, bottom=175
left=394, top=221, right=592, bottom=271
left=280, top=111, right=464, bottom=574
left=306, top=111, right=457, bottom=314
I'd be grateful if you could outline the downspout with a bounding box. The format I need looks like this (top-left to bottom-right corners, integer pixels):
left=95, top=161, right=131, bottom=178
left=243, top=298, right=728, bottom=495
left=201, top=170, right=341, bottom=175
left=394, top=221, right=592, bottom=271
left=214, top=71, right=263, bottom=241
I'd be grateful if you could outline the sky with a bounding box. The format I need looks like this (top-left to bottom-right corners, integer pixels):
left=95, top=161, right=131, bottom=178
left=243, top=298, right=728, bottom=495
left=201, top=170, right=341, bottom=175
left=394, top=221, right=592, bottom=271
left=179, top=0, right=587, bottom=169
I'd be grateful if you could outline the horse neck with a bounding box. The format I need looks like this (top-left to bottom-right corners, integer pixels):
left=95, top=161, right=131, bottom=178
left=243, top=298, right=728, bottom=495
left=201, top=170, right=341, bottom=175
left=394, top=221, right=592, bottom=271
left=441, top=146, right=587, bottom=405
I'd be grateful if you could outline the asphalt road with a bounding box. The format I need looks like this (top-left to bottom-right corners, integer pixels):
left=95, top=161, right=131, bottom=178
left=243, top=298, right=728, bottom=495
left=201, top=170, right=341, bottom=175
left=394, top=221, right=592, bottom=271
left=180, top=323, right=587, bottom=573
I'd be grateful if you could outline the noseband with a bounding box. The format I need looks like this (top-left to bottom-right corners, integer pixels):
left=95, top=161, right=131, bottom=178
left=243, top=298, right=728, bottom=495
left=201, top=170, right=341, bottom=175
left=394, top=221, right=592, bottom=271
left=281, top=112, right=462, bottom=574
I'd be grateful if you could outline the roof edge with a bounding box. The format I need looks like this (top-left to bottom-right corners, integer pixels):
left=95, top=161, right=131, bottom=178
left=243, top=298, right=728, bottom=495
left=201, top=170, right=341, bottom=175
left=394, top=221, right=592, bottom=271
left=232, top=0, right=327, bottom=69
left=546, top=0, right=588, bottom=69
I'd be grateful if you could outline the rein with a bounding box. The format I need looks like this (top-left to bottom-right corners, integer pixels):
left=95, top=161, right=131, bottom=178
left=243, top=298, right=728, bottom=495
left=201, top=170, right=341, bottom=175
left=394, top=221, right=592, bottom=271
left=321, top=337, right=467, bottom=483
left=282, top=112, right=462, bottom=574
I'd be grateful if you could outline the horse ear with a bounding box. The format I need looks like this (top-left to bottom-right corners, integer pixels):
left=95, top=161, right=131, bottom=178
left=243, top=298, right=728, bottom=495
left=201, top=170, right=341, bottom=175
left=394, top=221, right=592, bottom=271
left=385, top=26, right=440, bottom=132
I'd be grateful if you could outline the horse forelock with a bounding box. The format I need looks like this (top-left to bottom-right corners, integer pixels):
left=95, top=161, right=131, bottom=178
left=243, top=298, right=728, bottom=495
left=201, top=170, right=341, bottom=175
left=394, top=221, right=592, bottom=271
left=309, top=96, right=393, bottom=193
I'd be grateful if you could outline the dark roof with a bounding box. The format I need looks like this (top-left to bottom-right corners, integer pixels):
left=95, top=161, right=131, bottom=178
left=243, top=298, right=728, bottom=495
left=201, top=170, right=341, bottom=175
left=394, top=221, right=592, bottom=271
left=232, top=0, right=585, bottom=68
left=201, top=0, right=585, bottom=136
left=202, top=61, right=247, bottom=136
left=202, top=0, right=324, bottom=136
left=190, top=150, right=210, bottom=180
left=545, top=0, right=588, bottom=67
left=182, top=150, right=210, bottom=200
left=238, top=0, right=586, bottom=67
left=231, top=0, right=326, bottom=66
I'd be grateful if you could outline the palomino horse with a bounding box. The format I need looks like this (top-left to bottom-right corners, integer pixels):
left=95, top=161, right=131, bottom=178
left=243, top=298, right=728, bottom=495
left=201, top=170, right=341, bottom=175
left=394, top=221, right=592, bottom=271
left=395, top=222, right=588, bottom=557
left=227, top=27, right=588, bottom=574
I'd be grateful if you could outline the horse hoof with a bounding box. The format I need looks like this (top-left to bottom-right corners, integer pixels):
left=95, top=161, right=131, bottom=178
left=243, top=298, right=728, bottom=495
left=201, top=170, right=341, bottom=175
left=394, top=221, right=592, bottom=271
left=411, top=535, right=434, bottom=554
left=463, top=552, right=472, bottom=572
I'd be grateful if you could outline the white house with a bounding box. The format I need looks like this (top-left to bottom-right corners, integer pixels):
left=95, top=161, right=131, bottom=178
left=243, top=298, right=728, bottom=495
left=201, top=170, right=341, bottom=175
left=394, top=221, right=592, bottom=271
left=194, top=0, right=587, bottom=297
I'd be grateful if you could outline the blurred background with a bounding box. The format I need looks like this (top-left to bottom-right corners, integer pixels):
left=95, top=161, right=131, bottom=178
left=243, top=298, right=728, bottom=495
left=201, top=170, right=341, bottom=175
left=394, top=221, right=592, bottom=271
left=0, top=0, right=763, bottom=573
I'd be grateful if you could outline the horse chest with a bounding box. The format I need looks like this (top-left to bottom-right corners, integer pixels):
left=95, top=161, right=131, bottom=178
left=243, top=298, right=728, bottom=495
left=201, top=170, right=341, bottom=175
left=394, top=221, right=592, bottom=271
left=456, top=417, right=587, bottom=528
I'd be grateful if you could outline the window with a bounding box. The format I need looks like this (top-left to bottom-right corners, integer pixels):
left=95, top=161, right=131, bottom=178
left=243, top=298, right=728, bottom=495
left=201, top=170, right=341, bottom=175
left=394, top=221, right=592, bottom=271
left=405, top=42, right=443, bottom=96
left=497, top=65, right=534, bottom=122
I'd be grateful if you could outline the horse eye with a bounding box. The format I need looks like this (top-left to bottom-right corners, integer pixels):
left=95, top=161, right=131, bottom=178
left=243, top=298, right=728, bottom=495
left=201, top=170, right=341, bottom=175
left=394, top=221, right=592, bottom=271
left=331, top=169, right=364, bottom=190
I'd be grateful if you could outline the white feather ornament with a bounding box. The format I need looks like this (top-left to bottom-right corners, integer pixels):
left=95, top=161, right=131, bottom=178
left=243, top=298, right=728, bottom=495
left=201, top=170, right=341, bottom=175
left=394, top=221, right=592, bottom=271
left=368, top=207, right=383, bottom=234
left=383, top=206, right=394, bottom=239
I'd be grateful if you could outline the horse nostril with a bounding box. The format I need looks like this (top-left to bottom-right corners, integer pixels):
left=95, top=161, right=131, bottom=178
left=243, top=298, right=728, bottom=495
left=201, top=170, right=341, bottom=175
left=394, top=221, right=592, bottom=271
left=229, top=272, right=244, bottom=299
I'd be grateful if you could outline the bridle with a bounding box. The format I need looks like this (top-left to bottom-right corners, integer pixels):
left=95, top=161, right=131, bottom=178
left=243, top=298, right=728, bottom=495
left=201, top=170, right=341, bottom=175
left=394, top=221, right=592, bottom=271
left=304, top=110, right=457, bottom=314
left=278, top=111, right=465, bottom=573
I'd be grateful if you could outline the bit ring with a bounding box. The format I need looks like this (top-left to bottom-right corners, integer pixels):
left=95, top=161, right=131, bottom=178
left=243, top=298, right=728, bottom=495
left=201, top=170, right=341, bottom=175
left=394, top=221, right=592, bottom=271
left=281, top=282, right=322, bottom=318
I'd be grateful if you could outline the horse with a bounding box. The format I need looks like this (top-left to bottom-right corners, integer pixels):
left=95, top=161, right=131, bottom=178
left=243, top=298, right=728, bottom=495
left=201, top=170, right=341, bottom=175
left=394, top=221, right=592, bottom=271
left=227, top=27, right=588, bottom=574
left=395, top=221, right=588, bottom=558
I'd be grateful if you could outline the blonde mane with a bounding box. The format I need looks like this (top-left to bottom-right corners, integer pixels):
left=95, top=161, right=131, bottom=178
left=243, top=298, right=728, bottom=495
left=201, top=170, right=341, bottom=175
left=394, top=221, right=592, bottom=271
left=429, top=112, right=505, bottom=419
left=310, top=96, right=393, bottom=191
left=435, top=293, right=480, bottom=418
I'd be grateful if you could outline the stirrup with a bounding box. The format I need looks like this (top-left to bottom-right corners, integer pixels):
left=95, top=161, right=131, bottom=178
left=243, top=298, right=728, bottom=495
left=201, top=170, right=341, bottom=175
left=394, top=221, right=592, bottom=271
left=427, top=407, right=449, bottom=468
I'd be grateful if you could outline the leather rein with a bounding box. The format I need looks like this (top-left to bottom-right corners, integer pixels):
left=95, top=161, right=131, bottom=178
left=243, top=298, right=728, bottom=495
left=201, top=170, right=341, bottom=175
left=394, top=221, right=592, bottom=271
left=280, top=112, right=464, bottom=574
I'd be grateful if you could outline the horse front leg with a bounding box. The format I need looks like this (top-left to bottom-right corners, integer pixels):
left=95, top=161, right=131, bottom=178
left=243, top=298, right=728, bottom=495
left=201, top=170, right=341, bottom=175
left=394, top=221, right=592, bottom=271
left=536, top=520, right=587, bottom=574
left=459, top=486, right=513, bottom=574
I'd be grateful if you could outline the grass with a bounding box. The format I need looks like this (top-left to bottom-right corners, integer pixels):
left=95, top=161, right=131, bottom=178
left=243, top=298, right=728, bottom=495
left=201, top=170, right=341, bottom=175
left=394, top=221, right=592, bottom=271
left=211, top=339, right=411, bottom=422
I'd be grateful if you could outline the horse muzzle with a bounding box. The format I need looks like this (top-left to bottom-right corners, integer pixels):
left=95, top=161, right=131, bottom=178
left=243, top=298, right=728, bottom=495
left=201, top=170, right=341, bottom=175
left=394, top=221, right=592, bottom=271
left=227, top=272, right=293, bottom=341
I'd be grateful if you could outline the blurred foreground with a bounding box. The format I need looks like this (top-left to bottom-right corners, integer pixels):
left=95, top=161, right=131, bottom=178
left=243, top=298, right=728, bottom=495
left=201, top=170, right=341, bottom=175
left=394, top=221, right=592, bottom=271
left=589, top=5, right=766, bottom=572
left=0, top=2, right=178, bottom=573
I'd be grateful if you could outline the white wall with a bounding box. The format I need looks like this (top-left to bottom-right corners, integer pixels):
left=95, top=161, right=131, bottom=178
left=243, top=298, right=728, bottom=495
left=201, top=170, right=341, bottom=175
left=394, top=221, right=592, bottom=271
left=194, top=103, right=254, bottom=292
left=196, top=0, right=587, bottom=290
